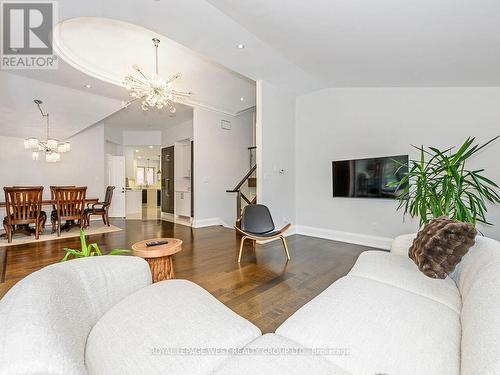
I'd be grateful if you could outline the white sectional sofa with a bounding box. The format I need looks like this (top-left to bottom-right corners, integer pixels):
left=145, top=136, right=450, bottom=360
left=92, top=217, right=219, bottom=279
left=1, top=234, right=499, bottom=375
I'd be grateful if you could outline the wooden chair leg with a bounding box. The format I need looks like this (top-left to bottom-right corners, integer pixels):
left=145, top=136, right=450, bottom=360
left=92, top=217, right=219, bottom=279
left=57, top=218, right=61, bottom=237
left=105, top=212, right=110, bottom=227
left=101, top=214, right=106, bottom=225
left=280, top=235, right=291, bottom=261
left=35, top=221, right=40, bottom=240
left=1, top=246, right=7, bottom=283
left=238, top=236, right=248, bottom=263
left=4, top=223, right=12, bottom=244
left=51, top=216, right=56, bottom=234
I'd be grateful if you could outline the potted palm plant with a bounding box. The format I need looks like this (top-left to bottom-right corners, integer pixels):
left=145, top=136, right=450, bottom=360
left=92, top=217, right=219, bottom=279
left=391, top=136, right=500, bottom=227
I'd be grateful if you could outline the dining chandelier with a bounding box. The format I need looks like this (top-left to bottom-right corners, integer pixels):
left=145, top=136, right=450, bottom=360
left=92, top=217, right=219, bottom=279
left=124, top=38, right=192, bottom=113
left=24, top=99, right=70, bottom=162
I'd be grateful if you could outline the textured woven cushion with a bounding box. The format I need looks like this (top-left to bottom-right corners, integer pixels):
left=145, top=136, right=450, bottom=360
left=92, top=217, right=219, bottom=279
left=450, top=236, right=500, bottom=375
left=0, top=256, right=151, bottom=375
left=409, top=217, right=477, bottom=279
left=277, top=275, right=460, bottom=375
left=349, top=251, right=461, bottom=313
left=85, top=279, right=261, bottom=375
left=213, top=334, right=351, bottom=375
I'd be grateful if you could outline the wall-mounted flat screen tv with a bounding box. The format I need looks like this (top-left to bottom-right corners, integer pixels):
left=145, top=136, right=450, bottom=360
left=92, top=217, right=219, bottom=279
left=332, top=155, right=408, bottom=198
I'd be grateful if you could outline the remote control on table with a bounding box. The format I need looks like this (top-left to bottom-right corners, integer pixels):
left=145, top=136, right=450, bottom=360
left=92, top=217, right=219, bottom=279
left=146, top=240, right=169, bottom=247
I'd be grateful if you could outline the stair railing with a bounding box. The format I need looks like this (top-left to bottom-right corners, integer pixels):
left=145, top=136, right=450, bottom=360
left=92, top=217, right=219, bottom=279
left=226, top=164, right=257, bottom=220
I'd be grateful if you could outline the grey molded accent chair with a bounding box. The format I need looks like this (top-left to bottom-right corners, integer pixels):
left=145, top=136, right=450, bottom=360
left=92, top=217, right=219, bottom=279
left=234, top=204, right=291, bottom=262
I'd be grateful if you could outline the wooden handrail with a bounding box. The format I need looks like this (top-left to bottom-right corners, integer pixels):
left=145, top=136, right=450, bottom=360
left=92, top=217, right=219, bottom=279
left=226, top=165, right=257, bottom=193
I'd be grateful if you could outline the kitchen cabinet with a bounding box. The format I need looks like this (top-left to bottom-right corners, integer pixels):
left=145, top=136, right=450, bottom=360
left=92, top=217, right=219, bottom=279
left=175, top=191, right=191, bottom=217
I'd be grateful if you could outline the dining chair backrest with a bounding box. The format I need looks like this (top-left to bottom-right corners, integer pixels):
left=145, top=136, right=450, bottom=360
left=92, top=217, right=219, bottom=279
left=104, top=186, right=115, bottom=206
left=50, top=186, right=76, bottom=210
left=240, top=204, right=275, bottom=234
left=3, top=186, right=44, bottom=225
left=53, top=187, right=87, bottom=220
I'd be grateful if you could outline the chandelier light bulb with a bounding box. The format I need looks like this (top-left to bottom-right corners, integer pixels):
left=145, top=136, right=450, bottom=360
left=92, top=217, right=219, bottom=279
left=46, top=152, right=61, bottom=163
left=124, top=38, right=191, bottom=112
left=24, top=137, right=39, bottom=150
left=25, top=100, right=69, bottom=162
left=57, top=142, right=70, bottom=153
left=47, top=138, right=58, bottom=150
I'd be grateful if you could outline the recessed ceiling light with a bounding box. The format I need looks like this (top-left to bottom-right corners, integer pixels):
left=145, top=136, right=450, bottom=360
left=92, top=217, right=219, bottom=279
left=135, top=149, right=139, bottom=153
left=138, top=156, right=142, bottom=159
left=149, top=145, right=154, bottom=149
left=236, top=43, right=245, bottom=49
left=84, top=84, right=92, bottom=89
left=240, top=97, right=244, bottom=101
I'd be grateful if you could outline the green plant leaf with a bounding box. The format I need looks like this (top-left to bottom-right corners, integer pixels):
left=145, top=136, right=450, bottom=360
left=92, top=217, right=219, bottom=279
left=79, top=229, right=87, bottom=253
left=108, top=249, right=132, bottom=255
left=393, top=136, right=500, bottom=227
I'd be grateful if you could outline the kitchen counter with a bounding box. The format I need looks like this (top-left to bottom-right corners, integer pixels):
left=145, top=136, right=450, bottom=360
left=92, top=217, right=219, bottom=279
left=125, top=190, right=142, bottom=219
left=126, top=188, right=160, bottom=191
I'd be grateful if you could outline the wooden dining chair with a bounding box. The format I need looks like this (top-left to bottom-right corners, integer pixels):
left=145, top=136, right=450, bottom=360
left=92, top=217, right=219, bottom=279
left=12, top=186, right=47, bottom=229
left=51, top=187, right=87, bottom=237
left=234, top=204, right=291, bottom=263
left=49, top=186, right=75, bottom=233
left=85, top=186, right=115, bottom=227
left=3, top=186, right=44, bottom=243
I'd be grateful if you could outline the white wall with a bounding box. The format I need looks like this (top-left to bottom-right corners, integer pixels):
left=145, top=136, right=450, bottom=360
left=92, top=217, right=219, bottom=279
left=0, top=124, right=106, bottom=217
left=193, top=107, right=253, bottom=227
left=104, top=124, right=124, bottom=156
left=295, top=87, right=500, bottom=247
left=123, top=131, right=162, bottom=146
left=105, top=140, right=123, bottom=156
left=162, top=120, right=193, bottom=146
left=256, top=80, right=296, bottom=228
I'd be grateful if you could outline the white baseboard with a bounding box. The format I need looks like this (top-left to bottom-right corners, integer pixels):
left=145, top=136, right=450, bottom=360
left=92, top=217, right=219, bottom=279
left=294, top=225, right=392, bottom=250
left=161, top=212, right=193, bottom=227
left=191, top=217, right=232, bottom=229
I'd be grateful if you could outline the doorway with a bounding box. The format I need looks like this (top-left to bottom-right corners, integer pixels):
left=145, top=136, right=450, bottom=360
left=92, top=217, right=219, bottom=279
left=161, top=138, right=193, bottom=226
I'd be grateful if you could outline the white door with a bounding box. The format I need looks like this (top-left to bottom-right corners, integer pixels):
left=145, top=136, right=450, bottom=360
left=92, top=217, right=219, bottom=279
left=107, top=155, right=126, bottom=217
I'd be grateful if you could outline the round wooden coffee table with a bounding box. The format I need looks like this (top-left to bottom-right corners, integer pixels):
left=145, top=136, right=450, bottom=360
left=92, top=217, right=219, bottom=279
left=131, top=238, right=183, bottom=282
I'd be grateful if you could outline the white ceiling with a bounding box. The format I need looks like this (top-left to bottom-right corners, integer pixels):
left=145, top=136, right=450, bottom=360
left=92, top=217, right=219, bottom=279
left=103, top=101, right=193, bottom=132
left=51, top=17, right=256, bottom=115
left=3, top=0, right=499, bottom=141
left=54, top=0, right=321, bottom=93
left=207, top=0, right=500, bottom=87
left=0, top=71, right=123, bottom=139
left=126, top=146, right=162, bottom=161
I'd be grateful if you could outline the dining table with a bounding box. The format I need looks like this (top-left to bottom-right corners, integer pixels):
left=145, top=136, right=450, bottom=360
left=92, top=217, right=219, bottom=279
left=0, top=198, right=100, bottom=238
left=0, top=198, right=99, bottom=208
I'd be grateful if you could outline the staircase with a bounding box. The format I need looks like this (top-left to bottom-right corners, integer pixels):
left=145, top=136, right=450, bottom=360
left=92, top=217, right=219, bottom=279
left=226, top=147, right=257, bottom=227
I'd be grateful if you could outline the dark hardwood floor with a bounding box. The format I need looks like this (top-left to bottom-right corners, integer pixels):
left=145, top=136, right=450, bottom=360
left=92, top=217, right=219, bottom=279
left=0, top=219, right=379, bottom=333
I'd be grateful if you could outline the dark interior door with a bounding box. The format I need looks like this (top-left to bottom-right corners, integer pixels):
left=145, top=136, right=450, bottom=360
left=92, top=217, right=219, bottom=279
left=190, top=140, right=194, bottom=217
left=161, top=146, right=174, bottom=213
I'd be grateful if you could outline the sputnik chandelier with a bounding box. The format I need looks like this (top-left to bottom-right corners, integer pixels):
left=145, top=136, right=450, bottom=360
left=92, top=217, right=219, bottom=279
left=124, top=38, right=192, bottom=112
left=24, top=100, right=70, bottom=163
